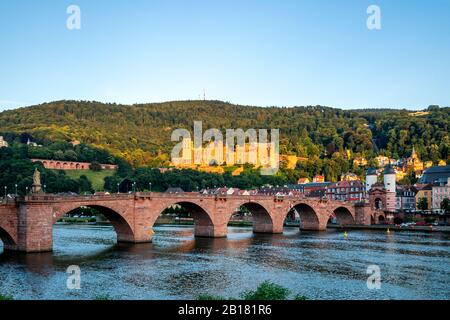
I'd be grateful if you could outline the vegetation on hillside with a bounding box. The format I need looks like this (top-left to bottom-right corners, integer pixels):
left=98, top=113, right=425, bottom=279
left=0, top=101, right=448, bottom=191
left=0, top=144, right=94, bottom=195
left=63, top=169, right=115, bottom=191
left=0, top=101, right=448, bottom=168
left=0, top=132, right=117, bottom=164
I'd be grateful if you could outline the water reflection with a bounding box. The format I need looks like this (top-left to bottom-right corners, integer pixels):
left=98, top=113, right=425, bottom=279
left=0, top=225, right=449, bottom=300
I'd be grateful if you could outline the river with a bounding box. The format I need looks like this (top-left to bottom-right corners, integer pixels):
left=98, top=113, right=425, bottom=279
left=0, top=225, right=449, bottom=300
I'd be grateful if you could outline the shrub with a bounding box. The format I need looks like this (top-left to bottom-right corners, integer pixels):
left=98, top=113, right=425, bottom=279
left=241, top=281, right=290, bottom=300
left=197, top=294, right=226, bottom=300
left=196, top=281, right=308, bottom=300
left=0, top=294, right=13, bottom=300
left=90, top=161, right=102, bottom=172
left=94, top=294, right=112, bottom=300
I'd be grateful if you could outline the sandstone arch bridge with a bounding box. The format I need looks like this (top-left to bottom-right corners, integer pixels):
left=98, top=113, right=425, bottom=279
left=0, top=192, right=375, bottom=253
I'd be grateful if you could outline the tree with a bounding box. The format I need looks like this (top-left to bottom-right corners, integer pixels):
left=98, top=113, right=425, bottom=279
left=78, top=175, right=93, bottom=193
left=89, top=161, right=102, bottom=172
left=417, top=197, right=428, bottom=212
left=441, top=198, right=450, bottom=214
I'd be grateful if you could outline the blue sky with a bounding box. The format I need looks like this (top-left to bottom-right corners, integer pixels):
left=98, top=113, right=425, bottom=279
left=0, top=0, right=449, bottom=110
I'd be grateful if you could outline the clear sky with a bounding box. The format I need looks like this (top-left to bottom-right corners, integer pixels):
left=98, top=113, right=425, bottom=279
left=0, top=0, right=449, bottom=111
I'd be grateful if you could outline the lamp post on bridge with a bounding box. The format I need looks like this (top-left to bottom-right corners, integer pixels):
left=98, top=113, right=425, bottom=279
left=117, top=182, right=120, bottom=194
left=43, top=184, right=46, bottom=193
left=132, top=182, right=136, bottom=193
left=149, top=182, right=152, bottom=194
left=15, top=184, right=18, bottom=196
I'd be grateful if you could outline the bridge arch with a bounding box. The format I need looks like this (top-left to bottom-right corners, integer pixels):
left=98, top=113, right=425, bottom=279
left=54, top=204, right=136, bottom=243
left=330, top=206, right=355, bottom=226
left=288, top=203, right=321, bottom=230
left=0, top=226, right=16, bottom=248
left=228, top=201, right=275, bottom=234
left=155, top=200, right=217, bottom=238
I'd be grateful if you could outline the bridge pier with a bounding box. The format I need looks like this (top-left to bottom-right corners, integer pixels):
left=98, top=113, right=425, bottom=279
left=354, top=203, right=373, bottom=225
left=16, top=203, right=54, bottom=253
left=300, top=221, right=327, bottom=231
left=194, top=224, right=227, bottom=238
left=253, top=216, right=284, bottom=234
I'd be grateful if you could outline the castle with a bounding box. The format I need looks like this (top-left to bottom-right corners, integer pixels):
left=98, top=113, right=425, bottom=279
left=172, top=137, right=279, bottom=169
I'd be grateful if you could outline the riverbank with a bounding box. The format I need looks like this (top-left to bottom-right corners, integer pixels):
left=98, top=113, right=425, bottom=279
left=326, top=224, right=450, bottom=233
left=56, top=220, right=450, bottom=233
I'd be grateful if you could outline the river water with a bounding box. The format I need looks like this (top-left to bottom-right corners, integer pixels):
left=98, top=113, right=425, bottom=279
left=0, top=225, right=449, bottom=300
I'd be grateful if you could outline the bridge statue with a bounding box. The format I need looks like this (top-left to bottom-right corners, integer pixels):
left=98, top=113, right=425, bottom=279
left=32, top=168, right=42, bottom=194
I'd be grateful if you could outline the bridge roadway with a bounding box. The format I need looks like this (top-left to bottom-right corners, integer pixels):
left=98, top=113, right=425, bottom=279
left=0, top=192, right=375, bottom=252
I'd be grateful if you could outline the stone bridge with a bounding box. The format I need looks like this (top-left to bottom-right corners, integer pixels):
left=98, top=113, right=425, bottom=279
left=0, top=192, right=374, bottom=253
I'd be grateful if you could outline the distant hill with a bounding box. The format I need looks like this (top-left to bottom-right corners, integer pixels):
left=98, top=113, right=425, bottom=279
left=0, top=100, right=448, bottom=167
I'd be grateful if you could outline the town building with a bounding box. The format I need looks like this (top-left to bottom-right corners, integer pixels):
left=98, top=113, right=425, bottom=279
left=395, top=185, right=417, bottom=212
left=415, top=184, right=433, bottom=211
left=312, top=174, right=325, bottom=183
left=288, top=182, right=331, bottom=198
left=340, top=172, right=360, bottom=181
left=165, top=187, right=185, bottom=194
left=326, top=180, right=364, bottom=202
left=297, top=177, right=310, bottom=184
left=27, top=138, right=42, bottom=147
left=257, top=187, right=301, bottom=197
left=395, top=167, right=407, bottom=182
left=418, top=165, right=450, bottom=185
left=431, top=177, right=450, bottom=213
left=375, top=155, right=398, bottom=167
left=0, top=136, right=8, bottom=148
left=200, top=187, right=258, bottom=196
left=353, top=157, right=368, bottom=167
left=403, top=147, right=424, bottom=173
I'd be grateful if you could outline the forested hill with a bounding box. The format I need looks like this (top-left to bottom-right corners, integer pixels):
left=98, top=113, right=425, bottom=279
left=0, top=100, right=448, bottom=167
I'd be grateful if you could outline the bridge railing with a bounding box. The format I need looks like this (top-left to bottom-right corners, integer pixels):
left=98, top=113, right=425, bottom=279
left=14, top=193, right=136, bottom=202
left=4, top=192, right=366, bottom=207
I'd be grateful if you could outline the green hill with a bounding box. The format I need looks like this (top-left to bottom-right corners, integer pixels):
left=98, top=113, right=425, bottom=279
left=0, top=100, right=448, bottom=167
